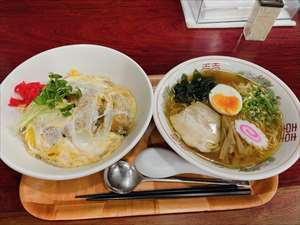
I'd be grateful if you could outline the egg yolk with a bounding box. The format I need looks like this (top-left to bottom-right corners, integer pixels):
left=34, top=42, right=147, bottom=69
left=24, top=126, right=36, bottom=148
left=212, top=94, right=240, bottom=114
left=47, top=144, right=61, bottom=157
left=68, top=69, right=80, bottom=76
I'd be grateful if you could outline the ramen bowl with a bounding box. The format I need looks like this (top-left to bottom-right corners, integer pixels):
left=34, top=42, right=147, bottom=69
left=154, top=56, right=300, bottom=181
left=0, top=44, right=153, bottom=180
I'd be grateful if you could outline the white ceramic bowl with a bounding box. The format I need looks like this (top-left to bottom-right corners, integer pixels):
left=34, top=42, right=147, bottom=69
left=154, top=56, right=300, bottom=181
left=0, top=44, right=153, bottom=180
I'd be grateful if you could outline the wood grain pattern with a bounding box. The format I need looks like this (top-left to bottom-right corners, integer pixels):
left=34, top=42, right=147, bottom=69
left=19, top=122, right=278, bottom=220
left=0, top=1, right=299, bottom=224
left=20, top=176, right=278, bottom=221
left=1, top=185, right=298, bottom=225
left=0, top=1, right=300, bottom=99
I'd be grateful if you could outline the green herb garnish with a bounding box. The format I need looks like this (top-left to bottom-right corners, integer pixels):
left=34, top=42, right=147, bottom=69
left=59, top=103, right=76, bottom=117
left=240, top=83, right=281, bottom=127
left=173, top=70, right=216, bottom=104
left=34, top=73, right=81, bottom=117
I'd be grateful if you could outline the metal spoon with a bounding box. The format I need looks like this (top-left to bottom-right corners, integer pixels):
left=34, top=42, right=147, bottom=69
left=104, top=161, right=249, bottom=194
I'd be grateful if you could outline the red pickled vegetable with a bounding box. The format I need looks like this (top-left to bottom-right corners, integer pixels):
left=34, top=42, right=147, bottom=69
left=8, top=81, right=45, bottom=107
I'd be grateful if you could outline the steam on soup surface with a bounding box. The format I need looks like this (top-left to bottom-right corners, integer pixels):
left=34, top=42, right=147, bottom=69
left=165, top=70, right=282, bottom=169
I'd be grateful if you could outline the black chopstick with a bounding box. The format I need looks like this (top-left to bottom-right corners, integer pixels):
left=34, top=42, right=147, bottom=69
left=76, top=185, right=239, bottom=198
left=76, top=185, right=251, bottom=201
left=86, top=189, right=251, bottom=201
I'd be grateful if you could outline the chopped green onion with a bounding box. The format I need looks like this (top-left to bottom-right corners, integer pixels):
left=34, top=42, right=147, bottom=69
left=34, top=73, right=82, bottom=116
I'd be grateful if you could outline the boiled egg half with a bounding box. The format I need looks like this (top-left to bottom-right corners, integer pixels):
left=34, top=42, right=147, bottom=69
left=209, top=84, right=242, bottom=116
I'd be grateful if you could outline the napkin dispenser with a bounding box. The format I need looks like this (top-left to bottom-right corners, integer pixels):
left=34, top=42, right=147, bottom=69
left=244, top=0, right=284, bottom=41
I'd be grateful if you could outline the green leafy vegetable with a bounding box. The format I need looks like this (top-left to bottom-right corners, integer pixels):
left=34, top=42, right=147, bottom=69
left=34, top=73, right=81, bottom=117
left=173, top=70, right=216, bottom=104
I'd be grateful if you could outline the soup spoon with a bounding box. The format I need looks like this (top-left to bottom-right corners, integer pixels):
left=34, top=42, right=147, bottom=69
left=104, top=160, right=249, bottom=194
left=135, top=147, right=213, bottom=178
left=134, top=147, right=249, bottom=182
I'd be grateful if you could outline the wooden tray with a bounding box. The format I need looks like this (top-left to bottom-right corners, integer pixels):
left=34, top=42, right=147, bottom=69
left=19, top=75, right=278, bottom=220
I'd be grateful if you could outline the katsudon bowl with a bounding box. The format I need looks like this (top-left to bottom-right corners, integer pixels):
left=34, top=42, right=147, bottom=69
left=154, top=56, right=300, bottom=181
left=0, top=44, right=153, bottom=180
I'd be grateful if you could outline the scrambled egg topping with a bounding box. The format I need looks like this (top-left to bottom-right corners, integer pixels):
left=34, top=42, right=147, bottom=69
left=22, top=71, right=136, bottom=168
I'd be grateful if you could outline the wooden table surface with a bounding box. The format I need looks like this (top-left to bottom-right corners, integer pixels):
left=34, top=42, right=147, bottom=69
left=0, top=1, right=299, bottom=224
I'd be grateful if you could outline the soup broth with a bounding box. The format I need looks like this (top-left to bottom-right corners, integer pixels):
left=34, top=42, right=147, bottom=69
left=166, top=70, right=282, bottom=169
